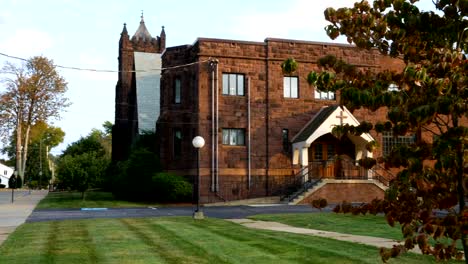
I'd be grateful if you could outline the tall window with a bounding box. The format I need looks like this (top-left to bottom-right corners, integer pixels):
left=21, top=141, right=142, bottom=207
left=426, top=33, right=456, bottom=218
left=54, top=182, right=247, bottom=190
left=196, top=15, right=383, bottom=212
left=327, top=144, right=336, bottom=159
left=314, top=144, right=323, bottom=160
left=315, top=89, right=335, bottom=100
left=222, top=73, right=244, bottom=96
left=173, top=129, right=182, bottom=157
left=383, top=131, right=415, bottom=156
left=222, top=128, right=245, bottom=146
left=174, top=78, right=181, bottom=104
left=282, top=129, right=289, bottom=152
left=284, top=76, right=299, bottom=98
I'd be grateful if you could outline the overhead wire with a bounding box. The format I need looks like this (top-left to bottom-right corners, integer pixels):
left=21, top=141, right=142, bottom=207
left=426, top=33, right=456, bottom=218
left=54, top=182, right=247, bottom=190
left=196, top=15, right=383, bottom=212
left=0, top=52, right=210, bottom=73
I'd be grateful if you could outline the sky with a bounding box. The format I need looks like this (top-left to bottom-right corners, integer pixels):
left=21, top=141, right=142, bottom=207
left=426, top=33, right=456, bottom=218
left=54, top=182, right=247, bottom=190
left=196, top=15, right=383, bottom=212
left=0, top=0, right=435, bottom=156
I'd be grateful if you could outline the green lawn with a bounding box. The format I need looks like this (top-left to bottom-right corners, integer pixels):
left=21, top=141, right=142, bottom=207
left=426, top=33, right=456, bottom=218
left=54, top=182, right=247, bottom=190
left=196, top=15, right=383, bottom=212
left=249, top=213, right=403, bottom=241
left=36, top=191, right=160, bottom=209
left=0, top=217, right=461, bottom=264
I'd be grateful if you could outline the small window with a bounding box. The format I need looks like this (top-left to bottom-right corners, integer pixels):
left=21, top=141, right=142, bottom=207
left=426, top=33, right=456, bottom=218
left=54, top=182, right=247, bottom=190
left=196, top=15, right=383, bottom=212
left=284, top=76, right=299, bottom=98
left=382, top=131, right=415, bottom=156
left=222, top=73, right=244, bottom=96
left=315, top=89, right=335, bottom=100
left=173, top=129, right=182, bottom=157
left=222, top=128, right=245, bottom=146
left=282, top=129, right=289, bottom=152
left=314, top=144, right=323, bottom=160
left=3, top=170, right=6, bottom=175
left=174, top=78, right=181, bottom=104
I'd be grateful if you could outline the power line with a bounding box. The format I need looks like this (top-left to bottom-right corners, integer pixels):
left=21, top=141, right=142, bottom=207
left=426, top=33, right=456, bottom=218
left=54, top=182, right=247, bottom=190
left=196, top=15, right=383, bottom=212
left=0, top=52, right=211, bottom=73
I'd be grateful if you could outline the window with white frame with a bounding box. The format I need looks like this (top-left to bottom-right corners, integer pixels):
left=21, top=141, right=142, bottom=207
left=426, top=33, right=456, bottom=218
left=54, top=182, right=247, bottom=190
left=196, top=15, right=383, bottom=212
left=222, top=128, right=245, bottom=146
left=222, top=73, right=244, bottom=96
left=174, top=78, right=181, bottom=104
left=382, top=131, right=415, bottom=156
left=314, top=89, right=335, bottom=100
left=283, top=76, right=299, bottom=98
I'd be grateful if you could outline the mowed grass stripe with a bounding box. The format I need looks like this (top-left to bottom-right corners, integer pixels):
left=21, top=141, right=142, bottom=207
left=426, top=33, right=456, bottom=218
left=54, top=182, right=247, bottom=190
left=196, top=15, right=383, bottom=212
left=154, top=217, right=293, bottom=263
left=89, top=218, right=167, bottom=264
left=122, top=218, right=229, bottom=264
left=120, top=218, right=208, bottom=264
left=0, top=222, right=51, bottom=263
left=0, top=217, right=461, bottom=264
left=44, top=221, right=100, bottom=263
left=151, top=217, right=380, bottom=264
left=175, top=218, right=381, bottom=264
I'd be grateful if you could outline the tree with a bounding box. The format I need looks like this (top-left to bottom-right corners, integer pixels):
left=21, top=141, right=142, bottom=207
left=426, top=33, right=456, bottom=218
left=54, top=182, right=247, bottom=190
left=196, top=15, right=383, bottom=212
left=0, top=56, right=69, bottom=183
left=310, top=0, right=468, bottom=261
left=25, top=122, right=64, bottom=188
left=55, top=124, right=111, bottom=198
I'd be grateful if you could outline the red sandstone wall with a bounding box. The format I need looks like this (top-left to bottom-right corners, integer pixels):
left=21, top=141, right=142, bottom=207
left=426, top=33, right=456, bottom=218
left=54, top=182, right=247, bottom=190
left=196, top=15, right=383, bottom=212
left=299, top=183, right=385, bottom=204
left=160, top=38, right=403, bottom=202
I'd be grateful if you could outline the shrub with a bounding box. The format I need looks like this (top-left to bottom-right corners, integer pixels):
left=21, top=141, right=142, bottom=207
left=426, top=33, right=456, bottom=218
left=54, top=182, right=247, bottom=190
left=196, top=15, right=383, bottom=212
left=0, top=184, right=5, bottom=188
left=152, top=172, right=192, bottom=202
left=111, top=147, right=162, bottom=201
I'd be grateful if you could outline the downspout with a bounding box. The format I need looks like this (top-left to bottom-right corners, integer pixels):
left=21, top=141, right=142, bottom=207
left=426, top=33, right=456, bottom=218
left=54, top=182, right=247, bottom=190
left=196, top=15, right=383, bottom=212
left=210, top=59, right=215, bottom=192
left=215, top=60, right=219, bottom=192
left=265, top=41, right=270, bottom=195
left=247, top=77, right=251, bottom=189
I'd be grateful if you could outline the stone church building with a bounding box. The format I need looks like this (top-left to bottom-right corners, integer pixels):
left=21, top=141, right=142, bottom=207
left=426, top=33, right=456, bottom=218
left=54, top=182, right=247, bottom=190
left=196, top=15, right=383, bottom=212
left=114, top=16, right=407, bottom=204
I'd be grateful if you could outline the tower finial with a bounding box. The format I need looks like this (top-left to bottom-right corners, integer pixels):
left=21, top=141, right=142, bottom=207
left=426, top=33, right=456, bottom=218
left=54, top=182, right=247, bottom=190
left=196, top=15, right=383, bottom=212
left=121, top=23, right=128, bottom=35
left=141, top=10, right=144, bottom=19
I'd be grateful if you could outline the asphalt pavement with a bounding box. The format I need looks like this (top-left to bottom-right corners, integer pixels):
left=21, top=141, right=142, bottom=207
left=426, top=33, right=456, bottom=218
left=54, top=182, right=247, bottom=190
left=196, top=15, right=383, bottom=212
left=27, top=204, right=326, bottom=222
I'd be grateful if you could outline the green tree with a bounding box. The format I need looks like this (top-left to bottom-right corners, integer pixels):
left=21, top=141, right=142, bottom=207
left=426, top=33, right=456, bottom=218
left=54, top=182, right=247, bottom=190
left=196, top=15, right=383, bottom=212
left=311, top=0, right=468, bottom=261
left=25, top=122, right=64, bottom=189
left=56, top=124, right=111, bottom=198
left=0, top=56, right=69, bottom=183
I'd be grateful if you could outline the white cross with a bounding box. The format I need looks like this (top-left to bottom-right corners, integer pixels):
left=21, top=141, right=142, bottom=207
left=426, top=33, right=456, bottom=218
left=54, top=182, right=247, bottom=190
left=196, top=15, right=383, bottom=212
left=336, top=110, right=348, bottom=125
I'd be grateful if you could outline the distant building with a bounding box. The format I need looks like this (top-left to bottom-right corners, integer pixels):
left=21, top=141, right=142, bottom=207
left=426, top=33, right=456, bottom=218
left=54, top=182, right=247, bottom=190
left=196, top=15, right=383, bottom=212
left=0, top=163, right=14, bottom=188
left=115, top=16, right=409, bottom=204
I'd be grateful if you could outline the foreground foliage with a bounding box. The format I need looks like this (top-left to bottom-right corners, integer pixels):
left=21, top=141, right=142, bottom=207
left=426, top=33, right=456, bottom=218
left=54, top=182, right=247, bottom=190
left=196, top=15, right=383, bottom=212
left=310, top=0, right=468, bottom=261
left=0, top=217, right=455, bottom=264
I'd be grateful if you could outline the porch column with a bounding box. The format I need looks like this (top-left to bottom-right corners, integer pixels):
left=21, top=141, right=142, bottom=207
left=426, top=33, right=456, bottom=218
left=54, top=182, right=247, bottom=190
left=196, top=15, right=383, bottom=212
left=300, top=147, right=309, bottom=182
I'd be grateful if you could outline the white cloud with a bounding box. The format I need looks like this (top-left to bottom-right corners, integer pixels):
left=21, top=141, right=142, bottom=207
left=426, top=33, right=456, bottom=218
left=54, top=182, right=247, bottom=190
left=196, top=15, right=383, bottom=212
left=230, top=0, right=355, bottom=42
left=0, top=29, right=53, bottom=57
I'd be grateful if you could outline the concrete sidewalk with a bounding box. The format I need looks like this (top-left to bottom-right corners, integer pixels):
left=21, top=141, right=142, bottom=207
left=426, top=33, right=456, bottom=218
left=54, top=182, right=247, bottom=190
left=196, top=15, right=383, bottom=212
left=0, top=190, right=48, bottom=246
left=228, top=218, right=422, bottom=255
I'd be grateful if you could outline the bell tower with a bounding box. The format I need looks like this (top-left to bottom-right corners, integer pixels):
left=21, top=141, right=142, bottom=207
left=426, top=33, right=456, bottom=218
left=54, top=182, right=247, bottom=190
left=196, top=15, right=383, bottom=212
left=113, top=14, right=165, bottom=162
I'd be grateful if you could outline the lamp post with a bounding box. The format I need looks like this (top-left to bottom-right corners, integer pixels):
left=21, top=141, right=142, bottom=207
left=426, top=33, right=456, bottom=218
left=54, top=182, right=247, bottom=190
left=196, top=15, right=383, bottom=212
left=11, top=170, right=17, bottom=203
left=192, top=136, right=205, bottom=219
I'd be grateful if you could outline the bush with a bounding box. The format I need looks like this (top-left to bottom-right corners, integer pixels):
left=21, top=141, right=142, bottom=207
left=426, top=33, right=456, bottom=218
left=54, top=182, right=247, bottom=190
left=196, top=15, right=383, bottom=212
left=8, top=176, right=22, bottom=189
left=152, top=172, right=192, bottom=202
left=112, top=147, right=161, bottom=201
left=0, top=184, right=5, bottom=188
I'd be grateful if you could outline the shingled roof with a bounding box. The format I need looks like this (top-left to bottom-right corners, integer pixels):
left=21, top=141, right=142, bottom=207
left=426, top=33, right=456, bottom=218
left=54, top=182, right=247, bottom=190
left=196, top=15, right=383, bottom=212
left=132, top=15, right=152, bottom=42
left=292, top=105, right=339, bottom=143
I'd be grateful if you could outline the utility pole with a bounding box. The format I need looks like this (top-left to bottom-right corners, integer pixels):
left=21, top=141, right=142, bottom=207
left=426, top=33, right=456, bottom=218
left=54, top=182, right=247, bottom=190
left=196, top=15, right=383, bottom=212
left=39, top=140, right=42, bottom=189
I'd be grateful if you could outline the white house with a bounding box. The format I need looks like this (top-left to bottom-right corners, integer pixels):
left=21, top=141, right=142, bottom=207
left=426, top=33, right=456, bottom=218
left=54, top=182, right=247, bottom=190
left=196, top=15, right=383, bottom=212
left=0, top=163, right=14, bottom=188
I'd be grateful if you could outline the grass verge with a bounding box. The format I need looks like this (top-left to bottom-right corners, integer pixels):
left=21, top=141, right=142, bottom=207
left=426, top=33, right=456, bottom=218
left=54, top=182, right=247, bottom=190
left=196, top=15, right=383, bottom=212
left=0, top=217, right=461, bottom=263
left=36, top=191, right=159, bottom=209
left=249, top=213, right=403, bottom=240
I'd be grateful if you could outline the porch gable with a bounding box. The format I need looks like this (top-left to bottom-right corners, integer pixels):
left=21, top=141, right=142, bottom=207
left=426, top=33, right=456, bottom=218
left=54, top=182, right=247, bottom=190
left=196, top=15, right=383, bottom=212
left=292, top=105, right=373, bottom=166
